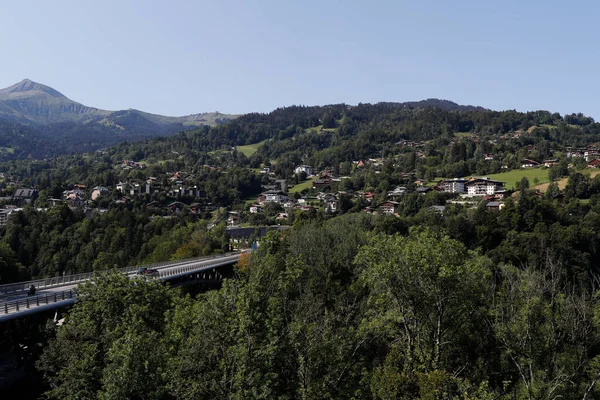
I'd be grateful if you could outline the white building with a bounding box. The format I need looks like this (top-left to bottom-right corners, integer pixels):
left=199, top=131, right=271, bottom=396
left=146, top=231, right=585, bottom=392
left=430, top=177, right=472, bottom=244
left=439, top=178, right=467, bottom=193
left=465, top=178, right=505, bottom=196
left=387, top=186, right=408, bottom=199
left=259, top=191, right=288, bottom=204
left=294, top=165, right=313, bottom=176
left=116, top=182, right=128, bottom=193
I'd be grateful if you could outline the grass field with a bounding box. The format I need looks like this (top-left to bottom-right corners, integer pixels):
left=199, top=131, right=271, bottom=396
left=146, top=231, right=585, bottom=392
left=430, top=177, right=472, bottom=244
left=533, top=169, right=600, bottom=192
left=237, top=141, right=266, bottom=157
left=289, top=178, right=314, bottom=193
left=486, top=169, right=550, bottom=190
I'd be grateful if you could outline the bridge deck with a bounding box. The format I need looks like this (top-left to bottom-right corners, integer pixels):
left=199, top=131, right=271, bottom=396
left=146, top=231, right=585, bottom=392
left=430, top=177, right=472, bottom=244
left=0, top=252, right=243, bottom=323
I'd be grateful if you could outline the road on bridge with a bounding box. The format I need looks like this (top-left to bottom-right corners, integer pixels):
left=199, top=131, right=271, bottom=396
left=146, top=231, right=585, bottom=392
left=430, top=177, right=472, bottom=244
left=0, top=252, right=244, bottom=322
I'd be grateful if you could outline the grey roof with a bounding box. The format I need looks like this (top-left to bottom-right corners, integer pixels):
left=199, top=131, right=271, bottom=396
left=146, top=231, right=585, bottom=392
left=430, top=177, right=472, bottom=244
left=13, top=188, right=37, bottom=198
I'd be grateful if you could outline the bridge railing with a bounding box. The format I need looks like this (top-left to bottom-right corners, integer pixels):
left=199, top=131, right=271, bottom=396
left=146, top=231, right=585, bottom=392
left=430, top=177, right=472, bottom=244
left=1, top=252, right=246, bottom=316
left=0, top=252, right=242, bottom=297
left=158, top=254, right=240, bottom=279
left=2, top=288, right=77, bottom=316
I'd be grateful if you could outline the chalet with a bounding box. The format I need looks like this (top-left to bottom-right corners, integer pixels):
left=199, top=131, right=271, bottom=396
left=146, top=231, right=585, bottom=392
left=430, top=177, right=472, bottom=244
left=416, top=187, right=433, bottom=195
left=294, top=165, right=313, bottom=176
left=379, top=201, right=399, bottom=215
left=387, top=186, right=408, bottom=200
left=47, top=198, right=64, bottom=207
left=484, top=154, right=495, bottom=161
left=227, top=212, right=240, bottom=226
left=169, top=172, right=182, bottom=182
left=313, top=178, right=333, bottom=188
left=189, top=203, right=202, bottom=214
left=249, top=204, right=264, bottom=214
left=395, top=140, right=426, bottom=148
left=122, top=160, right=145, bottom=169
left=295, top=204, right=314, bottom=212
left=588, top=159, right=600, bottom=168
left=12, top=188, right=38, bottom=205
left=67, top=195, right=85, bottom=208
left=567, top=149, right=585, bottom=158
left=359, top=191, right=377, bottom=202
left=115, top=196, right=132, bottom=204
left=257, top=191, right=288, bottom=205
left=325, top=199, right=339, bottom=213
left=414, top=179, right=425, bottom=186
left=146, top=201, right=161, bottom=209
left=438, top=178, right=467, bottom=193
left=486, top=201, right=505, bottom=211
left=167, top=202, right=186, bottom=212
left=90, top=186, right=110, bottom=201
left=521, top=159, right=540, bottom=168
left=283, top=200, right=296, bottom=209
left=275, top=212, right=288, bottom=221
left=543, top=159, right=559, bottom=168
left=465, top=177, right=505, bottom=196
left=586, top=150, right=600, bottom=161
left=63, top=189, right=85, bottom=201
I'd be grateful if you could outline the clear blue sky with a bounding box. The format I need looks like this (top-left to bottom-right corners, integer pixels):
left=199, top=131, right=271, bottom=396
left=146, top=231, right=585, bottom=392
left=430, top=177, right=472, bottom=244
left=1, top=0, right=598, bottom=117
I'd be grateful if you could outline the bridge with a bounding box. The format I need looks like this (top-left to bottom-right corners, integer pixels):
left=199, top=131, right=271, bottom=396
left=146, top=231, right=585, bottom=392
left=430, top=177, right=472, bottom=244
left=0, top=251, right=245, bottom=322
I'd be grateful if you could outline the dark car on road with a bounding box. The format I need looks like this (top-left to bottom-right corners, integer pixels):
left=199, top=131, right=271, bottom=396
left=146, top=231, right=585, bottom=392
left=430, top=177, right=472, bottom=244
left=145, top=268, right=159, bottom=279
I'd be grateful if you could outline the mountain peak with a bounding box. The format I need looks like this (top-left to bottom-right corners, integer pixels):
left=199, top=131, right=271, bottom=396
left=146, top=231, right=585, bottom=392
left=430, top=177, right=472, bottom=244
left=0, top=79, right=66, bottom=99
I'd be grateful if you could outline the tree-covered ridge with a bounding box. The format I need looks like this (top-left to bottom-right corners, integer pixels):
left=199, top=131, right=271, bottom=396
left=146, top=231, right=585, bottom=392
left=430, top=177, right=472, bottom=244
left=36, top=217, right=600, bottom=399
left=2, top=101, right=598, bottom=188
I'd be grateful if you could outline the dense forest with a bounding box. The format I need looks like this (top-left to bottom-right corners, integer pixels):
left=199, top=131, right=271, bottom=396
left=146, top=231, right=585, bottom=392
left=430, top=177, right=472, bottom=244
left=30, top=209, right=600, bottom=399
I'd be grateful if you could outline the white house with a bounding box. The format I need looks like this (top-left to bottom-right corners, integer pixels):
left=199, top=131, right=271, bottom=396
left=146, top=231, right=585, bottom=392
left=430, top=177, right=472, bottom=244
left=521, top=159, right=540, bottom=168
left=116, top=182, right=128, bottom=193
left=249, top=204, right=263, bottom=214
left=294, top=165, right=313, bottom=176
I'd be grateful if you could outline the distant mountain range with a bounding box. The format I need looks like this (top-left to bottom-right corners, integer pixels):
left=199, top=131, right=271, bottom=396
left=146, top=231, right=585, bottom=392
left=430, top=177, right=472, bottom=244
left=0, top=79, right=237, bottom=127
left=0, top=79, right=238, bottom=160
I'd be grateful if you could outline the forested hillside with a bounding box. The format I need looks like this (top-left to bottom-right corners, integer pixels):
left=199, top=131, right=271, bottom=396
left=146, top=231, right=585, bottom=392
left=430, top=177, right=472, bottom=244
left=34, top=216, right=600, bottom=399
